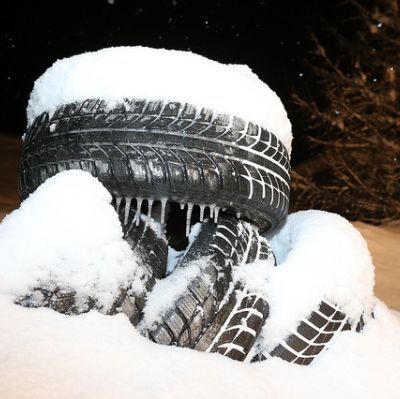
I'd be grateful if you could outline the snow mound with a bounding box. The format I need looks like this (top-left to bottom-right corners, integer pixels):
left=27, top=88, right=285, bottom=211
left=260, top=210, right=375, bottom=351
left=27, top=46, right=293, bottom=154
left=0, top=297, right=399, bottom=399
left=0, top=170, right=138, bottom=312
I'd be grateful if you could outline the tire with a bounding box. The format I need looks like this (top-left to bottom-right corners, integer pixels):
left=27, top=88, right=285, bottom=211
left=115, top=197, right=168, bottom=325
left=251, top=300, right=369, bottom=366
left=15, top=205, right=168, bottom=323
left=200, top=284, right=269, bottom=362
left=20, top=98, right=291, bottom=231
left=142, top=215, right=275, bottom=362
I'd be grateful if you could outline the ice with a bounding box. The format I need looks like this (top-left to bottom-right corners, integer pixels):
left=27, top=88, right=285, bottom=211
left=160, top=198, right=167, bottom=225
left=199, top=204, right=205, bottom=222
left=180, top=202, right=185, bottom=210
left=134, top=197, right=143, bottom=226
left=186, top=202, right=193, bottom=237
left=27, top=46, right=293, bottom=154
left=214, top=206, right=220, bottom=223
left=147, top=198, right=154, bottom=218
left=124, top=197, right=132, bottom=225
left=209, top=204, right=215, bottom=218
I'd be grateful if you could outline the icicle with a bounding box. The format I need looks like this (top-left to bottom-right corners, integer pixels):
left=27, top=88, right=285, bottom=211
left=147, top=199, right=154, bottom=218
left=236, top=211, right=241, bottom=219
left=180, top=202, right=186, bottom=210
left=116, top=197, right=122, bottom=213
left=214, top=206, right=220, bottom=223
left=160, top=198, right=167, bottom=224
left=186, top=203, right=193, bottom=237
left=135, top=197, right=143, bottom=226
left=199, top=204, right=205, bottom=222
left=209, top=204, right=215, bottom=219
left=124, top=197, right=132, bottom=225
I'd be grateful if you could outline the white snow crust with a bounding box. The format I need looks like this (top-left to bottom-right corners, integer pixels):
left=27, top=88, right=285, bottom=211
left=0, top=170, right=139, bottom=312
left=259, top=210, right=376, bottom=352
left=0, top=174, right=399, bottom=398
left=142, top=257, right=210, bottom=329
left=27, top=46, right=293, bottom=154
left=0, top=297, right=399, bottom=399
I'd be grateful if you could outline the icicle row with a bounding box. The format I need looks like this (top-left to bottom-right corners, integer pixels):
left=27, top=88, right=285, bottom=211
left=116, top=197, right=229, bottom=235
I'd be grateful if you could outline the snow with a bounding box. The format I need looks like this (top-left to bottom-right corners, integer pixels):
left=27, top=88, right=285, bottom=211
left=141, top=257, right=210, bottom=329
left=261, top=210, right=375, bottom=352
left=0, top=170, right=139, bottom=312
left=0, top=174, right=399, bottom=398
left=26, top=46, right=293, bottom=154
left=166, top=222, right=202, bottom=275
left=0, top=297, right=399, bottom=399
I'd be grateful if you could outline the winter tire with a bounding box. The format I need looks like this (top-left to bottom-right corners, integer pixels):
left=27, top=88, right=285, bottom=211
left=16, top=206, right=168, bottom=321
left=20, top=98, right=291, bottom=232
left=251, top=300, right=369, bottom=365
left=142, top=216, right=275, bottom=362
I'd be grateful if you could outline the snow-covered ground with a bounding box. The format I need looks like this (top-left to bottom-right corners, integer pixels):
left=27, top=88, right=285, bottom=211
left=0, top=296, right=398, bottom=399
left=0, top=171, right=399, bottom=399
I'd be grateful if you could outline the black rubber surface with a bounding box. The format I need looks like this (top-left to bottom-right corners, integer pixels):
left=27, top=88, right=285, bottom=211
left=20, top=98, right=291, bottom=231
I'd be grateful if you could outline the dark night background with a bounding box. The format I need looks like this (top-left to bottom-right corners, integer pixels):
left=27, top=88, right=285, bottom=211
left=0, top=0, right=334, bottom=162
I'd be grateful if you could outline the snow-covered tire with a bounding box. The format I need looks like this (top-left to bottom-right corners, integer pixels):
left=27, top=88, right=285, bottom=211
left=16, top=211, right=168, bottom=321
left=142, top=216, right=275, bottom=361
left=115, top=197, right=168, bottom=325
left=20, top=99, right=291, bottom=231
left=252, top=301, right=369, bottom=365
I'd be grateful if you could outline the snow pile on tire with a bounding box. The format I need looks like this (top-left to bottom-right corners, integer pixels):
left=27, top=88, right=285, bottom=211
left=0, top=171, right=140, bottom=312
left=260, top=210, right=375, bottom=352
left=26, top=46, right=293, bottom=154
